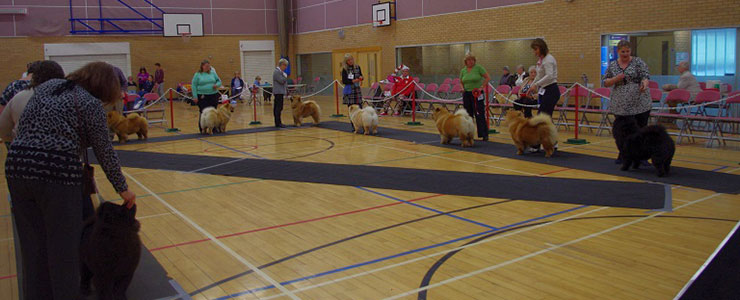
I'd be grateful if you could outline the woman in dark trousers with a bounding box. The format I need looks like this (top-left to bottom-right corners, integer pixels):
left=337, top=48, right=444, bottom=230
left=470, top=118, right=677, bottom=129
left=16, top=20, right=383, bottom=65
left=341, top=54, right=363, bottom=130
left=604, top=40, right=653, bottom=164
left=273, top=58, right=289, bottom=128
left=460, top=53, right=491, bottom=141
left=191, top=60, right=222, bottom=133
left=6, top=62, right=136, bottom=299
left=527, top=38, right=561, bottom=152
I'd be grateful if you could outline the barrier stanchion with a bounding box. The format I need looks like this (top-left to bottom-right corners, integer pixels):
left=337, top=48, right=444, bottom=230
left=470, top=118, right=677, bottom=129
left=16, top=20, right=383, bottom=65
left=406, top=90, right=422, bottom=126
left=331, top=81, right=344, bottom=117
left=249, top=92, right=262, bottom=125
left=165, top=89, right=179, bottom=132
left=566, top=85, right=588, bottom=144
left=486, top=86, right=499, bottom=134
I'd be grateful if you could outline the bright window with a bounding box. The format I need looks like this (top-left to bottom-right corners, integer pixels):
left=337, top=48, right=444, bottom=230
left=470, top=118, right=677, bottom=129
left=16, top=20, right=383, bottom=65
left=691, top=28, right=736, bottom=76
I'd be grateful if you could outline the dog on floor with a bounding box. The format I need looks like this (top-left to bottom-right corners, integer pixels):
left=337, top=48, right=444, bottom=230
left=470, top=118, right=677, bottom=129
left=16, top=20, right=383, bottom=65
left=106, top=111, right=148, bottom=143
left=348, top=104, right=378, bottom=135
left=431, top=107, right=475, bottom=147
left=80, top=202, right=141, bottom=300
left=289, top=95, right=321, bottom=126
left=200, top=106, right=218, bottom=135
left=505, top=110, right=558, bottom=157
left=612, top=117, right=675, bottom=177
left=215, top=102, right=235, bottom=133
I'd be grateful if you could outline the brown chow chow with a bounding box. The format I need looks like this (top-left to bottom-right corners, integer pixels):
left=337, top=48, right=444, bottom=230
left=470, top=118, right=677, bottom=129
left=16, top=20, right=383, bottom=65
left=106, top=111, right=148, bottom=143
left=80, top=202, right=141, bottom=300
left=431, top=107, right=475, bottom=147
left=505, top=110, right=558, bottom=157
left=290, top=95, right=321, bottom=127
left=216, top=102, right=235, bottom=133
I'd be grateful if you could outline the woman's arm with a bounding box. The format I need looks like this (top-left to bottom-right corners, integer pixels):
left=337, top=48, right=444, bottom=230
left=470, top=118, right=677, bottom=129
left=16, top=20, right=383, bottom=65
left=191, top=73, right=200, bottom=99
left=481, top=72, right=491, bottom=89
left=341, top=69, right=353, bottom=85
left=82, top=96, right=128, bottom=194
left=0, top=99, right=15, bottom=141
left=214, top=73, right=222, bottom=87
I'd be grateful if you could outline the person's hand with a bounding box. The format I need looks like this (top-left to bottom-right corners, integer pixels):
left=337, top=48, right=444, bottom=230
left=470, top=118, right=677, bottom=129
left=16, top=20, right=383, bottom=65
left=529, top=84, right=538, bottom=95
left=213, top=84, right=219, bottom=89
left=119, top=190, right=136, bottom=209
left=613, top=73, right=625, bottom=83
left=640, top=80, right=649, bottom=92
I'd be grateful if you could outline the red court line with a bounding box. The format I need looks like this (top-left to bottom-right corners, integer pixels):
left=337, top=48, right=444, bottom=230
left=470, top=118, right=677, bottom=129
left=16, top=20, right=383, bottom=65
left=0, top=274, right=16, bottom=280
left=540, top=168, right=571, bottom=176
left=150, top=193, right=444, bottom=252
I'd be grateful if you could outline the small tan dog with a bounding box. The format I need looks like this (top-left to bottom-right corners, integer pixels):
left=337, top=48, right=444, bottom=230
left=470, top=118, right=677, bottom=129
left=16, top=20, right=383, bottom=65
left=200, top=103, right=234, bottom=135
left=348, top=104, right=378, bottom=135
left=290, top=95, right=321, bottom=126
left=505, top=110, right=558, bottom=157
left=107, top=111, right=148, bottom=143
left=431, top=107, right=475, bottom=147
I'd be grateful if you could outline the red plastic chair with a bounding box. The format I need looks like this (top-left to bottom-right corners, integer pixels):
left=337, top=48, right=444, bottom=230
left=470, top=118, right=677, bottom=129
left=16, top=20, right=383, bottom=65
left=452, top=78, right=461, bottom=86
left=437, top=83, right=451, bottom=98
left=511, top=85, right=521, bottom=95
left=442, top=78, right=452, bottom=85
left=413, top=77, right=420, bottom=83
left=495, top=85, right=511, bottom=96
left=650, top=88, right=663, bottom=102
left=699, top=82, right=707, bottom=90
left=143, top=93, right=159, bottom=103
left=648, top=80, right=659, bottom=89
left=425, top=83, right=439, bottom=94
left=415, top=83, right=425, bottom=92
left=694, top=90, right=721, bottom=116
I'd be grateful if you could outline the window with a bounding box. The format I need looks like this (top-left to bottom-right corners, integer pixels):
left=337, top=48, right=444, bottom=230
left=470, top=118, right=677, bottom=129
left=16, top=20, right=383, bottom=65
left=691, top=28, right=736, bottom=76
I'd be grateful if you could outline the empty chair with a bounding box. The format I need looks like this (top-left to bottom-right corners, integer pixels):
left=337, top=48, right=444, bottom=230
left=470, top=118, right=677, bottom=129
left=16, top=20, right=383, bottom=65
left=142, top=93, right=159, bottom=103
left=699, top=82, right=706, bottom=90
left=726, top=83, right=733, bottom=92
left=694, top=90, right=722, bottom=116
left=437, top=83, right=451, bottom=97
left=413, top=76, right=420, bottom=83
left=452, top=78, right=461, bottom=86
left=425, top=83, right=439, bottom=95
left=559, top=85, right=567, bottom=95
left=442, top=78, right=452, bottom=85
left=496, top=85, right=511, bottom=96
left=511, top=85, right=521, bottom=96
left=593, top=87, right=611, bottom=98
left=450, top=83, right=464, bottom=94
left=648, top=80, right=659, bottom=89
left=664, top=89, right=691, bottom=114
left=650, top=88, right=663, bottom=102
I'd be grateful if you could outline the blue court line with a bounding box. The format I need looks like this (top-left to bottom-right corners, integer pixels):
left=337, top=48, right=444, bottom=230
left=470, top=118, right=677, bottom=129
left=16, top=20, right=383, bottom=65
left=214, top=204, right=588, bottom=299
left=712, top=166, right=729, bottom=172
left=356, top=186, right=498, bottom=230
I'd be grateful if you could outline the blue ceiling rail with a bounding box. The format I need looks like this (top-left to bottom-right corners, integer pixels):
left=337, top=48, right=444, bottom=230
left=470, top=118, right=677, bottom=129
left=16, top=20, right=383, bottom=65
left=69, top=0, right=166, bottom=34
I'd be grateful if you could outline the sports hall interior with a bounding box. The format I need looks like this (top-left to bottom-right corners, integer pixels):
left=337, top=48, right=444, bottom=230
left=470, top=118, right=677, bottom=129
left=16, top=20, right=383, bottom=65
left=0, top=0, right=739, bottom=299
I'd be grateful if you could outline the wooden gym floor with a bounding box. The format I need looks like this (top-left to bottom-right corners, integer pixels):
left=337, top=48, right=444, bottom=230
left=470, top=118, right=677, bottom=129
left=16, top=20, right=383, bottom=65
left=1, top=95, right=739, bottom=299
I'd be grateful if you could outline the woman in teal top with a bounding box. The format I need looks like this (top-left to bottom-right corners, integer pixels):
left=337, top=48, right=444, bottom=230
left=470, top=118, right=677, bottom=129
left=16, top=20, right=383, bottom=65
left=192, top=60, right=222, bottom=133
left=460, top=53, right=491, bottom=141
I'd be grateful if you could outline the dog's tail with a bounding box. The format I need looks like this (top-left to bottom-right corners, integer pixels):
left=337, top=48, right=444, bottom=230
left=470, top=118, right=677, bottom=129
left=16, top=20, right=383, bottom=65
left=361, top=106, right=378, bottom=126
left=530, top=114, right=558, bottom=142
left=456, top=109, right=476, bottom=137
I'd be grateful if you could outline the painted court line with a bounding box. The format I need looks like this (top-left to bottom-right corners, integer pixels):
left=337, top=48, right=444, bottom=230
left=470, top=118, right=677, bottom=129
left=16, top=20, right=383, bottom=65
left=383, top=192, right=724, bottom=299
left=137, top=212, right=173, bottom=220
left=150, top=194, right=444, bottom=252
left=356, top=187, right=498, bottom=230
left=123, top=170, right=301, bottom=300
left=222, top=205, right=591, bottom=299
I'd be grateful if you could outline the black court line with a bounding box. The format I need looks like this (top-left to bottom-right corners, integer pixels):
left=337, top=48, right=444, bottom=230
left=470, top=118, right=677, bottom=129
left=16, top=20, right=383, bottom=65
left=187, top=199, right=515, bottom=296
left=94, top=149, right=666, bottom=209
left=316, top=121, right=740, bottom=194
left=118, top=124, right=301, bottom=145
left=416, top=215, right=739, bottom=300
left=680, top=221, right=740, bottom=300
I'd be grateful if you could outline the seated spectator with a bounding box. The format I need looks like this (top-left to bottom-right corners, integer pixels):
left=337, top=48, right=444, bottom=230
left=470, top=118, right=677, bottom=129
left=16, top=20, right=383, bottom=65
left=514, top=64, right=528, bottom=86
left=662, top=60, right=702, bottom=114
left=138, top=75, right=155, bottom=97
left=385, top=66, right=414, bottom=116
left=231, top=72, right=245, bottom=99
left=126, top=76, right=138, bottom=92
left=0, top=61, right=65, bottom=145
left=513, top=66, right=538, bottom=118
left=499, top=66, right=516, bottom=87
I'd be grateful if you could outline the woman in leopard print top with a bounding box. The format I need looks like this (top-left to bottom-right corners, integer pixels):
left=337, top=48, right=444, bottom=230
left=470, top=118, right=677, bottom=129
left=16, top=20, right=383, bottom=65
left=5, top=62, right=136, bottom=299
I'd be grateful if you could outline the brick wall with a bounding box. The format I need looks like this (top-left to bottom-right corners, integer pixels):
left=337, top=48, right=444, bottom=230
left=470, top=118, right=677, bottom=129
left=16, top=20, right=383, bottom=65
left=0, top=35, right=281, bottom=91
left=292, top=0, right=740, bottom=87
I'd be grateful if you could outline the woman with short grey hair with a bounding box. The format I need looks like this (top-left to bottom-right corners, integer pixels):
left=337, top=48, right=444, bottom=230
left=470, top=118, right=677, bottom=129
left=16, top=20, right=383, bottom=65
left=272, top=58, right=289, bottom=128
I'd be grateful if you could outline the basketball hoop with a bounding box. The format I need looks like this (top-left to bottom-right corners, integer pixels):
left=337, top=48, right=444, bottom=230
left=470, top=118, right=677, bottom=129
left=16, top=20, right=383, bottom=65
left=180, top=32, right=191, bottom=43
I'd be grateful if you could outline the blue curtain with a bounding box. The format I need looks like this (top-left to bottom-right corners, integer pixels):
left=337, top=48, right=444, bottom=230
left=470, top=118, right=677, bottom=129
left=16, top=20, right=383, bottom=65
left=691, top=28, right=736, bottom=76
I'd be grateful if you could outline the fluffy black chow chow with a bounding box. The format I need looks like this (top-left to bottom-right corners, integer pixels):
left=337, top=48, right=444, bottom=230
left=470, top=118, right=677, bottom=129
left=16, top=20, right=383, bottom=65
left=612, top=116, right=675, bottom=177
left=80, top=202, right=141, bottom=300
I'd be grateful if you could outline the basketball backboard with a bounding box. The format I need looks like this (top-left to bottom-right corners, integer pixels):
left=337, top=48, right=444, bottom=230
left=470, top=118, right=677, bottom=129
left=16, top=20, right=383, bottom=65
left=372, top=2, right=392, bottom=27
left=163, top=13, right=204, bottom=37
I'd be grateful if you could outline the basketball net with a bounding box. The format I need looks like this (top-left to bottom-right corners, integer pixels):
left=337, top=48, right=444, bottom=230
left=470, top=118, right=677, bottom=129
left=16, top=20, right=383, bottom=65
left=180, top=32, right=192, bottom=43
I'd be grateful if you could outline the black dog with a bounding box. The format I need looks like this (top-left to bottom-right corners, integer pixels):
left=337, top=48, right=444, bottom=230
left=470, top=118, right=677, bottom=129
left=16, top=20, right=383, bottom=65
left=612, top=117, right=675, bottom=177
left=81, top=202, right=141, bottom=300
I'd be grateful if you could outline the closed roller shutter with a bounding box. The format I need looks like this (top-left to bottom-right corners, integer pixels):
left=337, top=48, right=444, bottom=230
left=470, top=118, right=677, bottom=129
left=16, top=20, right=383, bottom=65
left=49, top=54, right=130, bottom=77
left=242, top=51, right=274, bottom=85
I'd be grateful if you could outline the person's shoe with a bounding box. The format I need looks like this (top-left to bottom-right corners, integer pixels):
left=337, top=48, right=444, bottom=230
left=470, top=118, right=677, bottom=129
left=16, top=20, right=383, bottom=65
left=393, top=112, right=401, bottom=116
left=276, top=124, right=286, bottom=128
left=380, top=111, right=388, bottom=116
